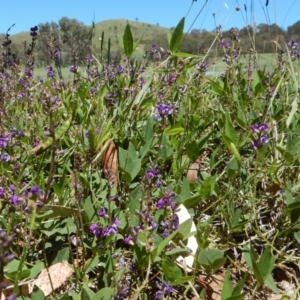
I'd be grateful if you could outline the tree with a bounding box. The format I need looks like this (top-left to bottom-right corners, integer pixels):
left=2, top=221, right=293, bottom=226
left=36, top=21, right=60, bottom=65
left=58, top=17, right=93, bottom=63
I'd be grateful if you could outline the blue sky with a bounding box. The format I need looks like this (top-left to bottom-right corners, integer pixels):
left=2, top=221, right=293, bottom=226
left=1, top=0, right=299, bottom=35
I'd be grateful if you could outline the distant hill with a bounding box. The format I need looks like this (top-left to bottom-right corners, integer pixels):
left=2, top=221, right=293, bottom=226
left=6, top=19, right=170, bottom=55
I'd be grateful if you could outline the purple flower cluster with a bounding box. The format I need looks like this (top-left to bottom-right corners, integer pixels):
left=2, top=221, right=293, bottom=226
left=251, top=123, right=268, bottom=133
left=287, top=40, right=299, bottom=61
left=154, top=281, right=172, bottom=299
left=30, top=26, right=38, bottom=37
left=89, top=218, right=120, bottom=238
left=45, top=65, right=55, bottom=78
left=220, top=38, right=231, bottom=49
left=156, top=191, right=175, bottom=210
left=197, top=62, right=208, bottom=73
left=138, top=210, right=158, bottom=230
left=69, top=65, right=78, bottom=74
left=154, top=103, right=178, bottom=122
left=145, top=166, right=160, bottom=180
left=250, top=123, right=269, bottom=149
left=160, top=213, right=179, bottom=239
left=48, top=48, right=60, bottom=60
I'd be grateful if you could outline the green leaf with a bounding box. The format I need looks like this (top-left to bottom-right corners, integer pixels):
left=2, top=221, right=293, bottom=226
left=200, top=176, right=217, bottom=199
left=294, top=231, right=300, bottom=243
left=52, top=248, right=70, bottom=264
left=93, top=288, right=114, bottom=300
left=57, top=294, right=70, bottom=300
left=31, top=286, right=45, bottom=300
left=172, top=52, right=201, bottom=58
left=223, top=111, right=238, bottom=144
left=232, top=273, right=248, bottom=297
left=183, top=194, right=202, bottom=208
left=226, top=157, right=240, bottom=178
left=29, top=261, right=44, bottom=279
left=221, top=269, right=233, bottom=300
left=252, top=69, right=263, bottom=94
left=170, top=17, right=185, bottom=53
left=171, top=275, right=195, bottom=285
left=257, top=246, right=275, bottom=279
left=197, top=248, right=225, bottom=271
left=162, top=258, right=183, bottom=282
left=286, top=97, right=298, bottom=127
left=123, top=24, right=133, bottom=57
left=244, top=245, right=264, bottom=285
left=179, top=178, right=191, bottom=201
left=186, top=141, right=199, bottom=161
left=165, top=125, right=184, bottom=136
left=178, top=218, right=193, bottom=239
left=84, top=256, right=101, bottom=274
left=166, top=248, right=188, bottom=256
left=222, top=134, right=241, bottom=166
left=264, top=273, right=280, bottom=294
left=36, top=205, right=78, bottom=219
left=81, top=286, right=95, bottom=300
left=128, top=158, right=141, bottom=182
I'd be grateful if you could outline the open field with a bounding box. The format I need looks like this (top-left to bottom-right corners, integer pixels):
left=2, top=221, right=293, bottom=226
left=32, top=53, right=300, bottom=82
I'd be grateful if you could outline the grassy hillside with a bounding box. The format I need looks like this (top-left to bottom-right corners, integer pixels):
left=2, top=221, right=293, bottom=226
left=7, top=19, right=169, bottom=55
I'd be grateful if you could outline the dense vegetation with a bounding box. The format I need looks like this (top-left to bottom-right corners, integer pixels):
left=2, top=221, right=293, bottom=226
left=0, top=13, right=300, bottom=300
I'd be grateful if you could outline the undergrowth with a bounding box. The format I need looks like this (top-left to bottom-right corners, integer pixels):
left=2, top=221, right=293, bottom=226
left=0, top=14, right=300, bottom=300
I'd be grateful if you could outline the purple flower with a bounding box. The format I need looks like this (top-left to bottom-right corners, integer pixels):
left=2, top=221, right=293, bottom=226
left=98, top=208, right=106, bottom=218
left=150, top=221, right=158, bottom=229
left=69, top=65, right=78, bottom=73
left=0, top=153, right=10, bottom=162
left=154, top=291, right=164, bottom=300
left=257, top=135, right=269, bottom=147
left=102, top=226, right=118, bottom=237
left=0, top=187, right=4, bottom=198
left=156, top=194, right=174, bottom=210
left=18, top=131, right=25, bottom=137
left=145, top=167, right=160, bottom=180
left=171, top=214, right=179, bottom=230
left=30, top=186, right=41, bottom=195
left=89, top=223, right=102, bottom=237
left=0, top=137, right=8, bottom=148
left=53, top=49, right=60, bottom=59
left=10, top=195, right=20, bottom=205
left=287, top=40, right=298, bottom=49
left=85, top=56, right=94, bottom=62
left=251, top=123, right=269, bottom=133
left=30, top=26, right=38, bottom=32
left=124, top=235, right=132, bottom=244
left=220, top=39, right=231, bottom=49
left=250, top=135, right=269, bottom=149
left=33, top=139, right=40, bottom=147
left=168, top=73, right=177, bottom=86
left=198, top=62, right=208, bottom=72
left=156, top=103, right=173, bottom=117
left=36, top=201, right=44, bottom=208
left=6, top=294, right=17, bottom=300
left=162, top=229, right=169, bottom=239
left=112, top=218, right=120, bottom=228
left=162, top=282, right=172, bottom=293
left=45, top=65, right=55, bottom=78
